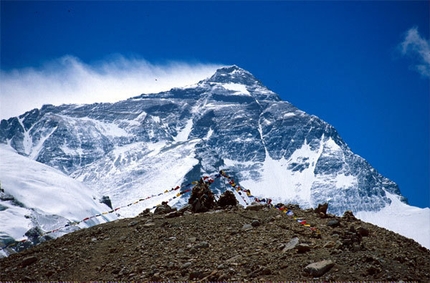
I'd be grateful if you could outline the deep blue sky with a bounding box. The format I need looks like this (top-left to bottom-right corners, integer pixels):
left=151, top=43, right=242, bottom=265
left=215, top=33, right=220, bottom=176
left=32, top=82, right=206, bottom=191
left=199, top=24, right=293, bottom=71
left=1, top=1, right=429, bottom=208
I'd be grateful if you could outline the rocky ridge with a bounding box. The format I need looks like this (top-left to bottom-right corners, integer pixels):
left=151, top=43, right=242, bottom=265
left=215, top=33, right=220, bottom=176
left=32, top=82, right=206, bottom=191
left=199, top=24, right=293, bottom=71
left=0, top=202, right=429, bottom=282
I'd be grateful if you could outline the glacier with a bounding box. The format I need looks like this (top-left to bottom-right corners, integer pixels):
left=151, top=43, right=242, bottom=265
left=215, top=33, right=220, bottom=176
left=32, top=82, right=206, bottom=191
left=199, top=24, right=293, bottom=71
left=0, top=65, right=428, bottom=251
left=0, top=144, right=116, bottom=257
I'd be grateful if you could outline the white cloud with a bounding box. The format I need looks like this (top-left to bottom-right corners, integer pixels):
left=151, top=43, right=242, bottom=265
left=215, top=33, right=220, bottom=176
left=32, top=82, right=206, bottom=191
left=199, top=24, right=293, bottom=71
left=399, top=27, right=430, bottom=78
left=0, top=56, right=222, bottom=120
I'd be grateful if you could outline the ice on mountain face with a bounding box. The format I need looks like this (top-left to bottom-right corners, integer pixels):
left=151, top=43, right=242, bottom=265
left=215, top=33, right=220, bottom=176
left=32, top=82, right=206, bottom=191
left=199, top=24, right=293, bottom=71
left=334, top=174, right=357, bottom=189
left=0, top=66, right=403, bottom=216
left=0, top=204, right=31, bottom=241
left=220, top=83, right=251, bottom=96
left=72, top=139, right=201, bottom=218
left=223, top=137, right=322, bottom=208
left=0, top=144, right=116, bottom=255
left=174, top=119, right=193, bottom=142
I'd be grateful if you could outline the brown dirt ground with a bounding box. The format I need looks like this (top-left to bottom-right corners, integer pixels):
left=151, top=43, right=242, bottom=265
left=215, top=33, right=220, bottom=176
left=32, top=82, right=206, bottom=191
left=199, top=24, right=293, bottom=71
left=1, top=204, right=429, bottom=282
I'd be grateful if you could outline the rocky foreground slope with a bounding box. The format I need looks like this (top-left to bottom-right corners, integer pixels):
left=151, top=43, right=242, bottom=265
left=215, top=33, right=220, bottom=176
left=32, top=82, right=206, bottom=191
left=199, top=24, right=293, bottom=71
left=0, top=203, right=429, bottom=282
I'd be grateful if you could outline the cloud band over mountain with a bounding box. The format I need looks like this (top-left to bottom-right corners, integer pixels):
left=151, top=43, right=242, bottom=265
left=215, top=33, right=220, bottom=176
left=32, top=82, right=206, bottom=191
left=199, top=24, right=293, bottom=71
left=0, top=56, right=221, bottom=120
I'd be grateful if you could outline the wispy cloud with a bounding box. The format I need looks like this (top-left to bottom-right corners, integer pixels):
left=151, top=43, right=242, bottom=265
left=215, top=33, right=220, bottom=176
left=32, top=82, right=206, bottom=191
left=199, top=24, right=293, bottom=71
left=0, top=56, right=222, bottom=119
left=399, top=27, right=430, bottom=78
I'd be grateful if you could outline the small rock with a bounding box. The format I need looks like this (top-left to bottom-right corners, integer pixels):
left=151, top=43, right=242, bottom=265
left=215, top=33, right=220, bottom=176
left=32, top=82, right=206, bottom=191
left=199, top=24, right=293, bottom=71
left=45, top=270, right=54, bottom=277
left=251, top=219, right=261, bottom=227
left=195, top=241, right=209, bottom=249
left=128, top=220, right=139, bottom=227
left=181, top=262, right=192, bottom=269
left=154, top=203, right=175, bottom=215
left=261, top=267, right=272, bottom=275
left=165, top=211, right=180, bottom=218
left=226, top=254, right=242, bottom=263
left=315, top=203, right=328, bottom=216
left=323, top=241, right=336, bottom=248
left=189, top=270, right=204, bottom=280
left=343, top=210, right=356, bottom=220
left=21, top=256, right=37, bottom=267
left=189, top=248, right=197, bottom=254
left=151, top=272, right=162, bottom=281
left=218, top=273, right=229, bottom=281
left=242, top=224, right=253, bottom=231
left=352, top=243, right=361, bottom=252
left=297, top=243, right=311, bottom=253
left=245, top=204, right=264, bottom=211
left=327, top=219, right=340, bottom=227
left=357, top=226, right=369, bottom=237
left=282, top=237, right=299, bottom=252
left=139, top=208, right=152, bottom=217
left=304, top=259, right=335, bottom=277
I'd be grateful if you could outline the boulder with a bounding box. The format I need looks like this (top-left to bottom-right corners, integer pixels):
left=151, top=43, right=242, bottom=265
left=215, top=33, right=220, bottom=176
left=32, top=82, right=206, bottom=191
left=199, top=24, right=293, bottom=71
left=165, top=211, right=180, bottom=218
left=297, top=243, right=311, bottom=253
left=357, top=226, right=370, bottom=237
left=327, top=219, right=340, bottom=227
left=154, top=203, right=175, bottom=215
left=188, top=180, right=216, bottom=213
left=304, top=259, right=335, bottom=277
left=21, top=256, right=37, bottom=267
left=217, top=190, right=238, bottom=207
left=343, top=210, right=357, bottom=221
left=245, top=204, right=264, bottom=211
left=315, top=203, right=328, bottom=217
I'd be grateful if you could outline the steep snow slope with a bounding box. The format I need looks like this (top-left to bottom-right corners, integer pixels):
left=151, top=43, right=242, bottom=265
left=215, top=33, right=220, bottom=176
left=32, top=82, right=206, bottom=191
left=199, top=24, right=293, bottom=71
left=72, top=139, right=201, bottom=218
left=0, top=144, right=116, bottom=256
left=356, top=193, right=430, bottom=250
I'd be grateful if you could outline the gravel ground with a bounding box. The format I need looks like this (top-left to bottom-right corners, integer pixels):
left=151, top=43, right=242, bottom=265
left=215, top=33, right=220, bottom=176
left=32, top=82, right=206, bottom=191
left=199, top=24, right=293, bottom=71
left=1, top=204, right=429, bottom=281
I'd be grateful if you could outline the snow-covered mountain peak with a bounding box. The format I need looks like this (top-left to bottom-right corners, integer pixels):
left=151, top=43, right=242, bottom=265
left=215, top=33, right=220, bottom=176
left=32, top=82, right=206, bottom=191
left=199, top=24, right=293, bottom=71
left=1, top=65, right=428, bottom=251
left=194, top=65, right=280, bottom=103
left=201, top=65, right=260, bottom=87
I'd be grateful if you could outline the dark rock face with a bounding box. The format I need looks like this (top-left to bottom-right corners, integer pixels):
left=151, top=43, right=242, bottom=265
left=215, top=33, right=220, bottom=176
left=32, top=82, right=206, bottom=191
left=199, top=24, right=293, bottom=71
left=188, top=180, right=216, bottom=213
left=315, top=203, right=328, bottom=216
left=217, top=190, right=238, bottom=207
left=99, top=196, right=113, bottom=209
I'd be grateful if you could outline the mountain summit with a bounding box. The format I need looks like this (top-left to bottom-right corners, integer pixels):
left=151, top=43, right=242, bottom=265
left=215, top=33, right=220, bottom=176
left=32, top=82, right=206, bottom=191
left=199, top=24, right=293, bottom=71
left=1, top=65, right=428, bottom=253
left=203, top=65, right=264, bottom=85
